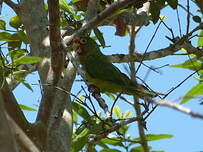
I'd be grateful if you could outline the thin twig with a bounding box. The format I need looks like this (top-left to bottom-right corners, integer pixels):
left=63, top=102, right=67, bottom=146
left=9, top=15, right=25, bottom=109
left=160, top=19, right=175, bottom=39
left=81, top=86, right=97, bottom=115
left=110, top=93, right=122, bottom=117
left=186, top=0, right=190, bottom=35
left=144, top=104, right=158, bottom=120
left=88, top=117, right=140, bottom=144
left=32, top=83, right=104, bottom=122
left=178, top=4, right=195, bottom=16
left=106, top=136, right=141, bottom=144
left=164, top=70, right=199, bottom=98
left=176, top=7, right=182, bottom=37
left=135, top=21, right=162, bottom=74
left=154, top=100, right=203, bottom=119
left=144, top=69, right=200, bottom=120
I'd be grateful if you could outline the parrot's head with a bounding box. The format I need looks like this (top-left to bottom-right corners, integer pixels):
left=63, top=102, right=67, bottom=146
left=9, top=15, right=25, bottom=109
left=72, top=36, right=99, bottom=56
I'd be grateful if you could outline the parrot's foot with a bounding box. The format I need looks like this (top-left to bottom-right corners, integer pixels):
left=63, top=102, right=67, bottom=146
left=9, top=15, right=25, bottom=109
left=88, top=84, right=111, bottom=117
left=88, top=84, right=101, bottom=96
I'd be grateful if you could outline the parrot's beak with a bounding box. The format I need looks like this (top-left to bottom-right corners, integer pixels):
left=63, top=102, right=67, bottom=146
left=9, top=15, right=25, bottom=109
left=72, top=37, right=82, bottom=54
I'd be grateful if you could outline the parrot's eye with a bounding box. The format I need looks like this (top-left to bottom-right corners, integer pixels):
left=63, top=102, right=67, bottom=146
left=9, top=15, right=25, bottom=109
left=80, top=38, right=87, bottom=44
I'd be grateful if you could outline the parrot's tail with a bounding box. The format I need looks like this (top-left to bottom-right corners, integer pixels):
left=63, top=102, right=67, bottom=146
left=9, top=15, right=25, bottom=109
left=128, top=83, right=163, bottom=100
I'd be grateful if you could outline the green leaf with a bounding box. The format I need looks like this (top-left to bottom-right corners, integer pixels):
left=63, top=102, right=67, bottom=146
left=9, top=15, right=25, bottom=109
left=60, top=17, right=68, bottom=27
left=113, top=106, right=122, bottom=119
left=130, top=146, right=152, bottom=152
left=146, top=134, right=173, bottom=141
left=9, top=16, right=21, bottom=29
left=72, top=102, right=90, bottom=120
left=150, top=1, right=164, bottom=24
left=160, top=15, right=167, bottom=20
left=123, top=110, right=132, bottom=118
left=13, top=56, right=42, bottom=66
left=166, top=0, right=178, bottom=9
left=96, top=141, right=109, bottom=149
left=0, top=65, right=5, bottom=88
left=12, top=70, right=30, bottom=80
left=170, top=58, right=202, bottom=71
left=8, top=49, right=28, bottom=60
left=8, top=33, right=22, bottom=50
left=118, top=125, right=129, bottom=135
left=71, top=0, right=82, bottom=3
left=101, top=137, right=124, bottom=146
left=198, top=30, right=203, bottom=47
left=0, top=20, right=6, bottom=29
left=59, top=0, right=75, bottom=15
left=180, top=83, right=203, bottom=104
left=105, top=92, right=116, bottom=101
left=94, top=28, right=106, bottom=48
left=0, top=32, right=17, bottom=42
left=74, top=122, right=86, bottom=135
left=111, top=8, right=132, bottom=18
left=72, top=128, right=89, bottom=152
left=193, top=16, right=202, bottom=23
left=19, top=104, right=37, bottom=111
left=18, top=30, right=29, bottom=44
left=134, top=134, right=173, bottom=142
left=73, top=110, right=78, bottom=123
left=100, top=149, right=121, bottom=152
left=88, top=120, right=104, bottom=134
left=22, top=81, right=33, bottom=92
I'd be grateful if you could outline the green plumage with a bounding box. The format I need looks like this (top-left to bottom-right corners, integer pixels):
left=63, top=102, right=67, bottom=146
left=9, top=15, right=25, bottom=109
left=74, top=36, right=156, bottom=99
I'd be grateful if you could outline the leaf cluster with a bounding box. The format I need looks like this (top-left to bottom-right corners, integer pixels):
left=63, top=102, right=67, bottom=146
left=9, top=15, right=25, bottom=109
left=71, top=95, right=173, bottom=152
left=170, top=29, right=203, bottom=104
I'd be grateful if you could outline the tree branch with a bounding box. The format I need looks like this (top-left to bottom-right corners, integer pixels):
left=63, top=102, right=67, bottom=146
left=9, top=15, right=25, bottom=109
left=48, top=0, right=64, bottom=85
left=19, top=0, right=50, bottom=83
left=64, top=0, right=147, bottom=44
left=154, top=100, right=203, bottom=119
left=3, top=0, right=19, bottom=13
left=36, top=62, right=76, bottom=152
left=0, top=81, right=30, bottom=132
left=62, top=2, right=150, bottom=38
left=7, top=115, right=40, bottom=152
left=37, top=0, right=63, bottom=126
left=108, top=42, right=182, bottom=63
left=129, top=24, right=149, bottom=152
left=8, top=37, right=202, bottom=91
left=108, top=23, right=203, bottom=63
left=86, top=0, right=100, bottom=21
left=13, top=1, right=74, bottom=151
left=89, top=117, right=140, bottom=144
left=195, top=0, right=203, bottom=14
left=36, top=0, right=63, bottom=125
left=0, top=95, right=18, bottom=152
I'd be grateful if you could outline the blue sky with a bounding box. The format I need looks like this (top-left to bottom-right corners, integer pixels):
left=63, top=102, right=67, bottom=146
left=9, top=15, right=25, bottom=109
left=3, top=1, right=203, bottom=152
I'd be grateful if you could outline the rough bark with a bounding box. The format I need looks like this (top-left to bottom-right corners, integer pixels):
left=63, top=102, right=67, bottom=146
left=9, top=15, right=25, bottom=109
left=0, top=82, right=29, bottom=131
left=0, top=94, right=19, bottom=152
left=7, top=0, right=74, bottom=151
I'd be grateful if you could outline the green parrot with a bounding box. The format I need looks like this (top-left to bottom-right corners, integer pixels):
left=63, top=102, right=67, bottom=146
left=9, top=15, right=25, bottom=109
left=72, top=36, right=157, bottom=99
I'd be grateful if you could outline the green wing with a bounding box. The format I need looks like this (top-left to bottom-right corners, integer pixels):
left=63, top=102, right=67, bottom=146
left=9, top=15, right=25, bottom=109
left=83, top=54, right=131, bottom=86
